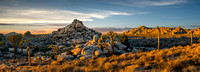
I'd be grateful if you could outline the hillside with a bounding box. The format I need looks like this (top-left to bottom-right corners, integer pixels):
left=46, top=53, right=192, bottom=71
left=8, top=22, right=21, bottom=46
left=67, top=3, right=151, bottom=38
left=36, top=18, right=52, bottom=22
left=1, top=43, right=199, bottom=72
left=124, top=26, right=200, bottom=35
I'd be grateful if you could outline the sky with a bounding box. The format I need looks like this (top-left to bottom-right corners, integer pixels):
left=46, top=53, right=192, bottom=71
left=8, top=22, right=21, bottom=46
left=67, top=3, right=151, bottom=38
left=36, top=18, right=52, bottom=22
left=0, top=0, right=200, bottom=34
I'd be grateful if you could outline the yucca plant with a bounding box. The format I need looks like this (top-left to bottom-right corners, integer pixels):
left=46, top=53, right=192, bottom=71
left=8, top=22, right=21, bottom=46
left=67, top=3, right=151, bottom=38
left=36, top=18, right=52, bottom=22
left=8, top=35, right=23, bottom=60
left=26, top=47, right=31, bottom=66
left=191, top=30, right=194, bottom=45
left=157, top=26, right=160, bottom=50
left=107, top=31, right=118, bottom=55
left=50, top=44, right=59, bottom=61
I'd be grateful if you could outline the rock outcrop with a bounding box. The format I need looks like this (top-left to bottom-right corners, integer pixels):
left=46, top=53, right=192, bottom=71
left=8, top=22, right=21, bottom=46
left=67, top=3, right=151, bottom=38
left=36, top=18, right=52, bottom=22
left=51, top=19, right=101, bottom=44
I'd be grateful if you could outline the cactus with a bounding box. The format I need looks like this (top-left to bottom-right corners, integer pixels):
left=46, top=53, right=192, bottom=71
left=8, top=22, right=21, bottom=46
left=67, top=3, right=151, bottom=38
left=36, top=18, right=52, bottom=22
left=157, top=26, right=160, bottom=50
left=8, top=35, right=23, bottom=60
left=50, top=44, right=59, bottom=61
left=107, top=31, right=118, bottom=55
left=191, top=30, right=194, bottom=45
left=26, top=47, right=31, bottom=66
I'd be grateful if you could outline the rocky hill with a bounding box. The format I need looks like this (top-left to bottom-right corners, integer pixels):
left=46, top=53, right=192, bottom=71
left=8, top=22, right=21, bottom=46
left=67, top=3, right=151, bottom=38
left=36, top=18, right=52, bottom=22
left=51, top=19, right=101, bottom=45
left=124, top=26, right=199, bottom=35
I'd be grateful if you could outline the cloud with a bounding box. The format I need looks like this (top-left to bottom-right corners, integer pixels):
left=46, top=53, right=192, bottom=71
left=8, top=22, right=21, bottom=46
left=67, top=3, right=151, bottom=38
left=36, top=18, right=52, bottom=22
left=113, top=0, right=188, bottom=7
left=0, top=7, right=133, bottom=24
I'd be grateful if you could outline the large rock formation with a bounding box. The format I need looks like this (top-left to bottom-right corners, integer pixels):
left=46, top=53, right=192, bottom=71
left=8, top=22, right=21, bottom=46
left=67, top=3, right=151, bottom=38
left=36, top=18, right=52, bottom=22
left=51, top=19, right=101, bottom=44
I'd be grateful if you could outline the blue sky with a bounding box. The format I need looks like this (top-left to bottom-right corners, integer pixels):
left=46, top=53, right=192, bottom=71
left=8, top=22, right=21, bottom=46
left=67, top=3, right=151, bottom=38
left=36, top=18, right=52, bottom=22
left=0, top=0, right=200, bottom=34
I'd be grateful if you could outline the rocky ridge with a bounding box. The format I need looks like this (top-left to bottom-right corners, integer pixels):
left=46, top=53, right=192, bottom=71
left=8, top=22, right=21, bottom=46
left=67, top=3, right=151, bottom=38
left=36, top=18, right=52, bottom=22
left=124, top=26, right=199, bottom=35
left=51, top=19, right=101, bottom=45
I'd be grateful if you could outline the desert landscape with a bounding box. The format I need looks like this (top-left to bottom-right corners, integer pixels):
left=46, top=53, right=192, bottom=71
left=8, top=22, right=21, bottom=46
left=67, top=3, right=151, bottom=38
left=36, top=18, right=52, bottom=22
left=0, top=19, right=200, bottom=72
left=0, top=0, right=200, bottom=72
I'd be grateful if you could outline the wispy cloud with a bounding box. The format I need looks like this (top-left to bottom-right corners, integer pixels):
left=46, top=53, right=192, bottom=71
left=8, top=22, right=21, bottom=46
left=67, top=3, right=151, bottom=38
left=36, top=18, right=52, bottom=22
left=0, top=7, right=133, bottom=24
left=113, top=0, right=188, bottom=7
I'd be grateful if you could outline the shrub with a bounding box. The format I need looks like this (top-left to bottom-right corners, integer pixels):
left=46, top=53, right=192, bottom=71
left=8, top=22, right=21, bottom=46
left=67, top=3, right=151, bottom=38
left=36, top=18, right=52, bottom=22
left=50, top=44, right=59, bottom=61
left=106, top=31, right=118, bottom=55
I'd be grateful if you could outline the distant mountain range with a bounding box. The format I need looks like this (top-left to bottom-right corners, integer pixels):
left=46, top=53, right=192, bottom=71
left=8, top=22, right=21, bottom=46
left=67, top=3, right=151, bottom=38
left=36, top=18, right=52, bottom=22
left=124, top=26, right=200, bottom=35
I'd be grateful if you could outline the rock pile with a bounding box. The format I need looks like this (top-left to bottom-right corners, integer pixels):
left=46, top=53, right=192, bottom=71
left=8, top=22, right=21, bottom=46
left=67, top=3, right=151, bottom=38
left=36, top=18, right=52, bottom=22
left=23, top=31, right=32, bottom=37
left=51, top=19, right=101, bottom=45
left=68, top=35, right=128, bottom=60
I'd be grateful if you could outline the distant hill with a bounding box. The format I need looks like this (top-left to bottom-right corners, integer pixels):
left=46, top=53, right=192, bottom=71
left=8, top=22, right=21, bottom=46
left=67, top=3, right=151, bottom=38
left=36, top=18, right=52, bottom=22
left=124, top=26, right=200, bottom=35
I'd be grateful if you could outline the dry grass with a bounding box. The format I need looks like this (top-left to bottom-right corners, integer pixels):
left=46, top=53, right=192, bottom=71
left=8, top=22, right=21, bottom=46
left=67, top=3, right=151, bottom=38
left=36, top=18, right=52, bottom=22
left=1, top=43, right=200, bottom=72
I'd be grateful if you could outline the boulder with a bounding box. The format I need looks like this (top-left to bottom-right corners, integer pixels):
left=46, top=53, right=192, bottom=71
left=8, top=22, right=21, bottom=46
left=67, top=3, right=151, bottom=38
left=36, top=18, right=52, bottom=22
left=95, top=50, right=104, bottom=56
left=76, top=38, right=85, bottom=44
left=92, top=34, right=99, bottom=43
left=115, top=42, right=127, bottom=50
left=8, top=48, right=14, bottom=52
left=132, top=48, right=138, bottom=53
left=71, top=48, right=82, bottom=55
left=41, top=56, right=51, bottom=61
left=80, top=55, right=92, bottom=60
left=58, top=52, right=74, bottom=60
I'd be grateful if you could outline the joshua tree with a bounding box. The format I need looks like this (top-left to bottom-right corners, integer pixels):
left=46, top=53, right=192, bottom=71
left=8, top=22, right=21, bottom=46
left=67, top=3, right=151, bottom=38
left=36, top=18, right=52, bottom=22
left=24, top=39, right=31, bottom=47
left=191, top=30, right=194, bottom=45
left=24, top=39, right=31, bottom=61
left=50, top=44, right=59, bottom=61
left=26, top=47, right=31, bottom=66
left=157, top=26, right=160, bottom=50
left=19, top=39, right=24, bottom=55
left=8, top=35, right=23, bottom=59
left=106, top=31, right=118, bottom=55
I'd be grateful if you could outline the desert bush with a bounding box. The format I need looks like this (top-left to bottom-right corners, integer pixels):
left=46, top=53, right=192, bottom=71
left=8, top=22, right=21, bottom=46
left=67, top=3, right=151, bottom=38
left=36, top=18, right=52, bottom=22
left=97, top=35, right=111, bottom=56
left=50, top=44, right=59, bottom=61
left=106, top=31, right=118, bottom=55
